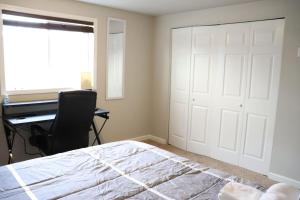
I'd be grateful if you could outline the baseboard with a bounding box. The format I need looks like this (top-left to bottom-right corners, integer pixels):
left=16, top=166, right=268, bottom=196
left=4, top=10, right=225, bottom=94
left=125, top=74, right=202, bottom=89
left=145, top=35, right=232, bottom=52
left=148, top=135, right=167, bottom=144
left=130, top=135, right=167, bottom=144
left=130, top=135, right=152, bottom=142
left=269, top=172, right=300, bottom=189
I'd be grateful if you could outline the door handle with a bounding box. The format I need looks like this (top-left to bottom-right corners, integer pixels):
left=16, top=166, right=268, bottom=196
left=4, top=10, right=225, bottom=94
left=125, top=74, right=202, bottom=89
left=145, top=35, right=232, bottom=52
left=240, top=104, right=243, bottom=108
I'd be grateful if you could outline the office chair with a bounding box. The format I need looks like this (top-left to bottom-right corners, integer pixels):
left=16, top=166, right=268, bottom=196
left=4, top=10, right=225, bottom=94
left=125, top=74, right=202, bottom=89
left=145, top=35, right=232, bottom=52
left=29, top=90, right=97, bottom=155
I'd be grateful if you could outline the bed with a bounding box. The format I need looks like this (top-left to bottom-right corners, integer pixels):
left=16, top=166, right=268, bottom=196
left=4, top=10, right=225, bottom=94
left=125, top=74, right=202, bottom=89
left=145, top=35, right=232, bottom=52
left=0, top=140, right=264, bottom=200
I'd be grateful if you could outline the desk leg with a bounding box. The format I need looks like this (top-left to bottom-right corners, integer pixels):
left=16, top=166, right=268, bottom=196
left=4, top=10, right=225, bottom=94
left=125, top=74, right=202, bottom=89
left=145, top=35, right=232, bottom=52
left=92, top=120, right=101, bottom=145
left=3, top=124, right=15, bottom=164
left=8, top=133, right=15, bottom=164
left=91, top=118, right=108, bottom=145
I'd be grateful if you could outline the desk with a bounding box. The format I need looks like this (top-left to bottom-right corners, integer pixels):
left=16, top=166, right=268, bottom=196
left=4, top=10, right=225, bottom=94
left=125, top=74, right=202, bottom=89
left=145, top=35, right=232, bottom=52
left=7, top=114, right=56, bottom=125
left=2, top=100, right=109, bottom=164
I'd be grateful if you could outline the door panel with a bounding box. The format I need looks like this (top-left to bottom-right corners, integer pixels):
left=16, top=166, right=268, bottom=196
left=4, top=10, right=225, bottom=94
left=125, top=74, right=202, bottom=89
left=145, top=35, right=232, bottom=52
left=226, top=32, right=246, bottom=46
left=249, top=55, right=273, bottom=100
left=169, top=28, right=192, bottom=150
left=190, top=106, right=208, bottom=143
left=223, top=55, right=244, bottom=97
left=243, top=113, right=267, bottom=159
left=211, top=23, right=250, bottom=164
left=219, top=109, right=240, bottom=152
left=187, top=26, right=216, bottom=156
left=192, top=55, right=210, bottom=94
left=239, top=19, right=285, bottom=174
left=171, top=102, right=188, bottom=138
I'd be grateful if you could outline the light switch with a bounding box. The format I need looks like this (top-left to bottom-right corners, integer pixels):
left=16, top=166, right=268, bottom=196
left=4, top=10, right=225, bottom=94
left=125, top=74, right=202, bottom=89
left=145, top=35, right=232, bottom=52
left=298, top=48, right=300, bottom=57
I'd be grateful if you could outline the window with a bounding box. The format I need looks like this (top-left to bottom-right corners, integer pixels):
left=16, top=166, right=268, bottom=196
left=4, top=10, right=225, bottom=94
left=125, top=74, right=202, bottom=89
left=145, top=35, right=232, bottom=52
left=106, top=18, right=126, bottom=99
left=1, top=10, right=95, bottom=94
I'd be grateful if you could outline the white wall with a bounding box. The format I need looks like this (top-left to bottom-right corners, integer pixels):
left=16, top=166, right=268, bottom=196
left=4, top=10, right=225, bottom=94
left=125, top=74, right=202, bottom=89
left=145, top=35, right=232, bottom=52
left=152, top=0, right=300, bottom=183
left=0, top=0, right=154, bottom=164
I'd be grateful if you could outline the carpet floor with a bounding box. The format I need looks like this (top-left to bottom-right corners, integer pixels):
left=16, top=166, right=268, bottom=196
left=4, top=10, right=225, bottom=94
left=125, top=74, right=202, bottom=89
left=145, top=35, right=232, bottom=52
left=143, top=140, right=276, bottom=189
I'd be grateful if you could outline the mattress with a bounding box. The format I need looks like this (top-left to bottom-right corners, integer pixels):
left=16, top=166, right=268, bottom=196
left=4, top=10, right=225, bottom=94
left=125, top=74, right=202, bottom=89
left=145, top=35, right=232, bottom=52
left=0, top=140, right=264, bottom=200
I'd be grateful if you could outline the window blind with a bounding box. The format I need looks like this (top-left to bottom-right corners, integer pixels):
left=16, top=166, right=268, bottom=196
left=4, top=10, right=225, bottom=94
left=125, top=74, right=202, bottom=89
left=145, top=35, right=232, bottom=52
left=2, top=10, right=94, bottom=33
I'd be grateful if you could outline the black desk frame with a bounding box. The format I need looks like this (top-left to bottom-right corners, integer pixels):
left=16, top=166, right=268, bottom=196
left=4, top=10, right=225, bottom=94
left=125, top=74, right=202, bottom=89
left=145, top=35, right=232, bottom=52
left=2, top=102, right=109, bottom=164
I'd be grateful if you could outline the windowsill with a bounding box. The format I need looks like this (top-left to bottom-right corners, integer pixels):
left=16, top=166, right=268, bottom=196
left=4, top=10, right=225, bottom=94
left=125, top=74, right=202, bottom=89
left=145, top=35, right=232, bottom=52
left=2, top=88, right=94, bottom=103
left=106, top=97, right=125, bottom=101
left=2, top=92, right=57, bottom=103
left=4, top=88, right=75, bottom=96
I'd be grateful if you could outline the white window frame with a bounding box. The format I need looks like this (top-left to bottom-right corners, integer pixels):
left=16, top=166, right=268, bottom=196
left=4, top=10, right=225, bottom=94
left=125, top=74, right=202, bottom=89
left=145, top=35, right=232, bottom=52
left=106, top=17, right=126, bottom=100
left=0, top=4, right=98, bottom=95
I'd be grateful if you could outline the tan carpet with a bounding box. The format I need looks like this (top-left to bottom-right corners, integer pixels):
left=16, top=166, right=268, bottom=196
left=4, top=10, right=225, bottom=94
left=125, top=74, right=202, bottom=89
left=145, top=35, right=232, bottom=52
left=143, top=140, right=276, bottom=189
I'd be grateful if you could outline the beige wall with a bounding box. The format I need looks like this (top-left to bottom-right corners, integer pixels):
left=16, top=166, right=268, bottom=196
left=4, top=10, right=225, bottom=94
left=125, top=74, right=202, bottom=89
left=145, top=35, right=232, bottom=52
left=152, top=0, right=300, bottom=182
left=0, top=0, right=154, bottom=163
left=0, top=0, right=299, bottom=185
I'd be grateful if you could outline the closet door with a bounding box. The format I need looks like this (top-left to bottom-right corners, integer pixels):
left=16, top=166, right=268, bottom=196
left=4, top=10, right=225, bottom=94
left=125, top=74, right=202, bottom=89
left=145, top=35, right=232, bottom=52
left=239, top=19, right=285, bottom=174
left=169, top=28, right=192, bottom=150
left=211, top=23, right=251, bottom=164
left=187, top=26, right=217, bottom=156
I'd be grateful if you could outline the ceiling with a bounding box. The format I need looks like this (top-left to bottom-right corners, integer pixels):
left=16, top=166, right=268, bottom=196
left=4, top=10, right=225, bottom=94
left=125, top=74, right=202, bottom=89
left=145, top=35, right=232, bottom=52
left=77, top=0, right=262, bottom=16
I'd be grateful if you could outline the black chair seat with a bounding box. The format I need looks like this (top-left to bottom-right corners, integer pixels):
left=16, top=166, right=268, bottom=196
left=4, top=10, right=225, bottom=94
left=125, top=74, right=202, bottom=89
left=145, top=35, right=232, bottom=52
left=29, top=134, right=49, bottom=154
left=30, top=90, right=97, bottom=155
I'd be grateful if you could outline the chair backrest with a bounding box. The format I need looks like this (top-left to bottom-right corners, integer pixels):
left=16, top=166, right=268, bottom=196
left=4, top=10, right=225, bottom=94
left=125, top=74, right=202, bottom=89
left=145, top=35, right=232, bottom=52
left=50, top=90, right=97, bottom=154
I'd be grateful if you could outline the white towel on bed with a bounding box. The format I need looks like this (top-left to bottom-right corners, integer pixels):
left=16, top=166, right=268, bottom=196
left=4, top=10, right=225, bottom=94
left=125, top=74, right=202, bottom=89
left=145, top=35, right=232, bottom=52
left=218, top=182, right=263, bottom=200
left=218, top=182, right=300, bottom=200
left=260, top=183, right=300, bottom=200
